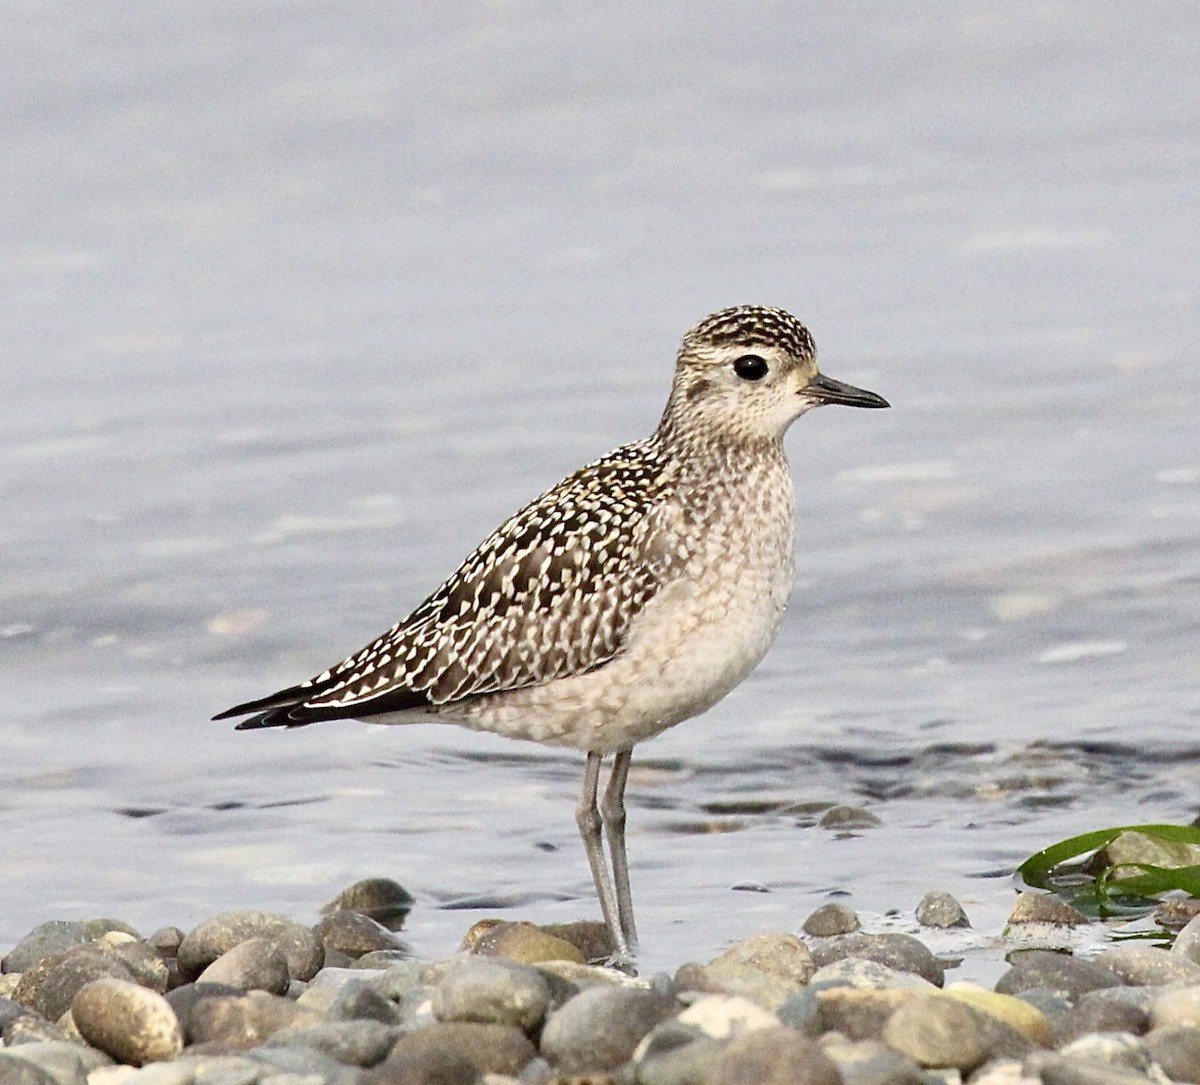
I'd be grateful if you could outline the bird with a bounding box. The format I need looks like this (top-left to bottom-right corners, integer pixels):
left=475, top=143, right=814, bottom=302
left=214, top=304, right=889, bottom=965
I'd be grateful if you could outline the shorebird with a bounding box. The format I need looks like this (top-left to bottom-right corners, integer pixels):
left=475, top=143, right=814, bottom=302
left=214, top=305, right=889, bottom=963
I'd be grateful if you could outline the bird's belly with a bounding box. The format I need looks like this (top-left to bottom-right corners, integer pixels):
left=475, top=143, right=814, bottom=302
left=443, top=550, right=794, bottom=753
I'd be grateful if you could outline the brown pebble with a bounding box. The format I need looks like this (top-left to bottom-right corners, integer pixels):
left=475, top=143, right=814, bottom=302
left=1006, top=891, right=1089, bottom=926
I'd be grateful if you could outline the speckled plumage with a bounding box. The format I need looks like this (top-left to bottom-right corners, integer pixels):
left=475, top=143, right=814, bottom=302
left=215, top=304, right=889, bottom=962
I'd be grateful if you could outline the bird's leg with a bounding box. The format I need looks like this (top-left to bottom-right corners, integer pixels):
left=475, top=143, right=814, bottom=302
left=576, top=751, right=630, bottom=962
left=601, top=747, right=639, bottom=955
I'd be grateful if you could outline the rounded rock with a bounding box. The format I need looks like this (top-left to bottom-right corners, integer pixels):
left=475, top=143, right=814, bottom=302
left=540, top=985, right=676, bottom=1073
left=1152, top=986, right=1200, bottom=1030
left=1096, top=943, right=1200, bottom=986
left=363, top=1046, right=479, bottom=1085
left=994, top=949, right=1122, bottom=1001
left=916, top=891, right=970, bottom=929
left=821, top=1036, right=924, bottom=1085
left=816, top=987, right=917, bottom=1040
left=809, top=933, right=944, bottom=986
left=709, top=1027, right=840, bottom=1085
left=803, top=902, right=860, bottom=937
left=1006, top=891, right=1089, bottom=926
left=197, top=937, right=291, bottom=994
left=320, top=878, right=414, bottom=926
left=1, top=921, right=95, bottom=974
left=809, top=958, right=934, bottom=991
left=268, top=1018, right=398, bottom=1067
left=178, top=910, right=323, bottom=981
left=314, top=912, right=410, bottom=960
left=882, top=996, right=986, bottom=1070
left=819, top=805, right=882, bottom=830
left=184, top=989, right=315, bottom=1047
left=431, top=957, right=552, bottom=1031
left=0, top=1054, right=60, bottom=1085
left=1173, top=913, right=1200, bottom=966
left=13, top=947, right=138, bottom=1022
left=711, top=932, right=815, bottom=986
left=389, top=1021, right=536, bottom=1076
left=466, top=921, right=584, bottom=965
left=675, top=993, right=780, bottom=1039
left=1145, top=1027, right=1200, bottom=1085
left=71, top=977, right=183, bottom=1066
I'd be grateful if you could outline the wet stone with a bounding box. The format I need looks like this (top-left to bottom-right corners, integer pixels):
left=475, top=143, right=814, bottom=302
left=540, top=984, right=676, bottom=1073
left=916, top=891, right=970, bottom=929
left=431, top=956, right=552, bottom=1031
left=1, top=922, right=95, bottom=974
left=197, top=938, right=291, bottom=994
left=71, top=977, right=183, bottom=1066
left=389, top=1021, right=536, bottom=1076
left=1007, top=891, right=1089, bottom=926
left=320, top=878, right=414, bottom=928
left=539, top=920, right=614, bottom=964
left=1144, top=1026, right=1200, bottom=1084
left=819, top=805, right=882, bottom=830
left=13, top=946, right=139, bottom=1022
left=882, top=996, right=987, bottom=1071
left=709, top=1028, right=840, bottom=1085
left=994, top=950, right=1123, bottom=1001
left=465, top=921, right=584, bottom=966
left=809, top=933, right=944, bottom=986
left=178, top=911, right=324, bottom=982
left=803, top=902, right=861, bottom=937
left=313, top=912, right=410, bottom=961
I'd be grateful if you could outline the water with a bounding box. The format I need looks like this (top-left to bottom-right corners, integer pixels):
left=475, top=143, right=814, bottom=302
left=3, top=2, right=1198, bottom=980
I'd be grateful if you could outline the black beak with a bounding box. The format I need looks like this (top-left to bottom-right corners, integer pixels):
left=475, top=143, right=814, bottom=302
left=804, top=373, right=890, bottom=409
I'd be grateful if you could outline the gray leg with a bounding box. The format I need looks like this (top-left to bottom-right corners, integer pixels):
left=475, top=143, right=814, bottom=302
left=600, top=748, right=639, bottom=954
left=576, top=751, right=631, bottom=962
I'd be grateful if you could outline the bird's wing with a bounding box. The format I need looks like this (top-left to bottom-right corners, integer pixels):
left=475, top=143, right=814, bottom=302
left=215, top=440, right=681, bottom=729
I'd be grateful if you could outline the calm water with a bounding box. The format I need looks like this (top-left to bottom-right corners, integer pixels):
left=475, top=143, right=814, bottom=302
left=3, top=2, right=1198, bottom=980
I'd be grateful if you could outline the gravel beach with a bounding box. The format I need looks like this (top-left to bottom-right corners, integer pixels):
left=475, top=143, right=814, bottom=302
left=4, top=879, right=1200, bottom=1085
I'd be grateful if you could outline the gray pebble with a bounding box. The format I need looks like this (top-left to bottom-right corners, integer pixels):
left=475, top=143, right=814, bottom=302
left=710, top=932, right=815, bottom=986
left=881, top=997, right=986, bottom=1070
left=1, top=995, right=34, bottom=1030
left=1026, top=1050, right=1155, bottom=1085
left=362, top=1046, right=480, bottom=1085
left=0, top=1041, right=94, bottom=1085
left=915, top=891, right=970, bottom=929
left=0, top=1052, right=60, bottom=1085
left=821, top=1037, right=924, bottom=1085
left=352, top=950, right=413, bottom=970
left=633, top=1021, right=725, bottom=1085
left=268, top=1019, right=398, bottom=1067
left=389, top=1021, right=536, bottom=1076
left=1145, top=1026, right=1200, bottom=1084
left=1058, top=1032, right=1153, bottom=1073
left=1097, top=942, right=1200, bottom=986
left=1, top=922, right=95, bottom=974
left=4, top=1015, right=77, bottom=1046
left=71, top=977, right=183, bottom=1066
left=803, top=902, right=860, bottom=937
left=364, top=961, right=427, bottom=1002
left=1052, top=993, right=1148, bottom=1047
left=328, top=984, right=401, bottom=1025
left=313, top=913, right=410, bottom=961
left=540, top=985, right=676, bottom=1073
left=198, top=938, right=292, bottom=995
left=178, top=911, right=324, bottom=982
left=994, top=949, right=1123, bottom=1001
left=776, top=986, right=822, bottom=1036
left=809, top=934, right=944, bottom=986
left=709, top=1028, right=841, bottom=1085
left=13, top=946, right=138, bottom=1022
left=431, top=957, right=551, bottom=1032
left=187, top=991, right=314, bottom=1047
left=246, top=1043, right=363, bottom=1085
left=809, top=958, right=935, bottom=991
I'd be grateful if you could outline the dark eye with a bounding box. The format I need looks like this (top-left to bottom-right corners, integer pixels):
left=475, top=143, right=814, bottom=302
left=732, top=354, right=769, bottom=381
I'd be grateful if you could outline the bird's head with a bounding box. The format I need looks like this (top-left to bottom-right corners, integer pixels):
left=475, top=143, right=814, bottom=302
left=665, top=305, right=889, bottom=442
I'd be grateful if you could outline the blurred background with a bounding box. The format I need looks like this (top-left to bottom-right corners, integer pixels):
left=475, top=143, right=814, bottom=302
left=3, top=2, right=1198, bottom=977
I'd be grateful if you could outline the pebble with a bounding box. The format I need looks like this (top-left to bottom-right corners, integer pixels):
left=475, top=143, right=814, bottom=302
left=71, top=977, right=183, bottom=1065
left=178, top=912, right=324, bottom=983
left=819, top=805, right=883, bottom=830
left=1173, top=913, right=1200, bottom=967
left=809, top=933, right=945, bottom=986
left=916, top=891, right=971, bottom=929
left=10, top=886, right=1200, bottom=1084
left=319, top=879, right=414, bottom=928
left=803, top=902, right=861, bottom=936
left=1007, top=892, right=1090, bottom=926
